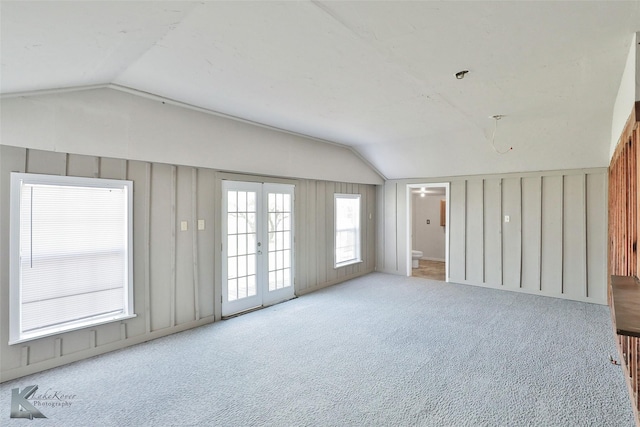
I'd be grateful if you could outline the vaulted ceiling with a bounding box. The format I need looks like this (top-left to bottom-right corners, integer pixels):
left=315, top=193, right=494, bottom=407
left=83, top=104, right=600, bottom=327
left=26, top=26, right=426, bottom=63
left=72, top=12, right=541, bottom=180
left=2, top=1, right=639, bottom=179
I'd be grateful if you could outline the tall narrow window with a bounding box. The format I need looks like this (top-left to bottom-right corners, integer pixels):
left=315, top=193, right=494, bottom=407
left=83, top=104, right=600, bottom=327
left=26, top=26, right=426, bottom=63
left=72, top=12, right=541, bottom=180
left=334, top=193, right=362, bottom=268
left=9, top=173, right=135, bottom=344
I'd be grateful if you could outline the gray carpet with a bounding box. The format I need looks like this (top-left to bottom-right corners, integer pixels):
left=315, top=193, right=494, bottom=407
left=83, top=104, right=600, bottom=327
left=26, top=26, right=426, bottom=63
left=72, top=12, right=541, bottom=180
left=1, top=273, right=635, bottom=426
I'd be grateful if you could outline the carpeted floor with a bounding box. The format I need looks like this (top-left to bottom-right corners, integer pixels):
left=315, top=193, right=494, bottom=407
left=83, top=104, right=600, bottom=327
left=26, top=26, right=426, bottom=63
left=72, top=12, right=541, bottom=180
left=1, top=273, right=634, bottom=426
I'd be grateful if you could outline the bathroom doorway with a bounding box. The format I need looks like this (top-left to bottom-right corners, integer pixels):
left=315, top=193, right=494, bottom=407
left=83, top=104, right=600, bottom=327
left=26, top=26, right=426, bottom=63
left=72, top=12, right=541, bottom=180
left=407, top=183, right=449, bottom=282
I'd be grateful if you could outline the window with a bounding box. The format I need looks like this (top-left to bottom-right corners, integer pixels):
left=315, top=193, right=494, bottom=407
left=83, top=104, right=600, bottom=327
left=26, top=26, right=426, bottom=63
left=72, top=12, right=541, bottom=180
left=334, top=193, right=362, bottom=268
left=9, top=173, right=135, bottom=344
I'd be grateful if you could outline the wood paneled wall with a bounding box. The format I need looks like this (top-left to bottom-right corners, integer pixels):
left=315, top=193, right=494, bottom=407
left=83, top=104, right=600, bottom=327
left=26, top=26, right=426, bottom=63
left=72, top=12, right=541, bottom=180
left=0, top=146, right=376, bottom=382
left=448, top=171, right=607, bottom=303
left=608, top=101, right=640, bottom=425
left=378, top=168, right=608, bottom=304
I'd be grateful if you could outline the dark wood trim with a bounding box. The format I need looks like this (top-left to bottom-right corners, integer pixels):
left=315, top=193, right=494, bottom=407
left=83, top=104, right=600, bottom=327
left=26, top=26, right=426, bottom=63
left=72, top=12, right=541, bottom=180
left=611, top=275, right=640, bottom=337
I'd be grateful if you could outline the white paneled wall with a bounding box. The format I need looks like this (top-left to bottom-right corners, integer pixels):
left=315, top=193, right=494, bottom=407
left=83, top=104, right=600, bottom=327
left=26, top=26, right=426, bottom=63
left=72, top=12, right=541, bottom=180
left=0, top=146, right=376, bottom=381
left=379, top=169, right=608, bottom=304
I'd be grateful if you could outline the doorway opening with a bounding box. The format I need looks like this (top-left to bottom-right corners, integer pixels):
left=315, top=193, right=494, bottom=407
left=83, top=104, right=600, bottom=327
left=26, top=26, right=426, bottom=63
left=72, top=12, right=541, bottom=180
left=221, top=180, right=295, bottom=317
left=407, top=183, right=449, bottom=282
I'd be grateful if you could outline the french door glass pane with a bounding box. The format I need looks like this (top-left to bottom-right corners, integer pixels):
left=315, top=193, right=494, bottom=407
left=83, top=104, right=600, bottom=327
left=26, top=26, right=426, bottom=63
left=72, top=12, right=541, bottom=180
left=268, top=192, right=292, bottom=291
left=227, top=189, right=258, bottom=302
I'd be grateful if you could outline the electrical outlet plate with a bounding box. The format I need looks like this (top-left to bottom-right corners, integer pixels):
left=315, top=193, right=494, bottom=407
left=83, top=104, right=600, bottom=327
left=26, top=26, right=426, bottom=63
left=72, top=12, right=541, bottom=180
left=504, top=215, right=510, bottom=223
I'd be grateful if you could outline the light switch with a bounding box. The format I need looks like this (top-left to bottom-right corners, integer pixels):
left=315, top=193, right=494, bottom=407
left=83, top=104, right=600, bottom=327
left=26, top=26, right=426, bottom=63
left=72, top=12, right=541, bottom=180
left=504, top=215, right=510, bottom=223
left=180, top=221, right=188, bottom=231
left=198, top=219, right=205, bottom=230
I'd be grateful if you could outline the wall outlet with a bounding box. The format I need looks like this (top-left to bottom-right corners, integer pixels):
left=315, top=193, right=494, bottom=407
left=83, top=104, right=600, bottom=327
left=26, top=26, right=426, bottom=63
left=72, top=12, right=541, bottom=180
left=180, top=221, right=188, bottom=231
left=198, top=219, right=205, bottom=230
left=504, top=215, right=510, bottom=223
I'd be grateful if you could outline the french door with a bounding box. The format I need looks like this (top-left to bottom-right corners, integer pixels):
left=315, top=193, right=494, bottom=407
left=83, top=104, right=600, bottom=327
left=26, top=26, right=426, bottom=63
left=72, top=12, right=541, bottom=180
left=221, top=181, right=295, bottom=316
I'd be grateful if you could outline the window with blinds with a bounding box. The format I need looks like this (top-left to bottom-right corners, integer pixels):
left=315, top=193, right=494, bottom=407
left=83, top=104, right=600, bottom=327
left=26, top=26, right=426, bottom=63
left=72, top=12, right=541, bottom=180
left=9, top=173, right=135, bottom=344
left=334, top=193, right=362, bottom=268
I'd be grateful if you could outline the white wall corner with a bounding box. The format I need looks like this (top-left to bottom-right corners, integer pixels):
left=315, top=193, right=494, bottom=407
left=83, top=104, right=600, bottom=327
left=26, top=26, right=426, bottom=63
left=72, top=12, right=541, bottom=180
left=610, top=32, right=638, bottom=160
left=637, top=31, right=640, bottom=102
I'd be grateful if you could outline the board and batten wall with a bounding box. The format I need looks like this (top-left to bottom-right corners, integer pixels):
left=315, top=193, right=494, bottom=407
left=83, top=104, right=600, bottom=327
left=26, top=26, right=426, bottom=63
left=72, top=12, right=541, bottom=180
left=378, top=168, right=608, bottom=304
left=0, top=145, right=376, bottom=382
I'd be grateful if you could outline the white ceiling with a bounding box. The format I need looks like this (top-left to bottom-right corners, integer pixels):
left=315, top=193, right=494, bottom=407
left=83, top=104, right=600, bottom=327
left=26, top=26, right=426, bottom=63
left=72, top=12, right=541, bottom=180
left=2, top=1, right=639, bottom=180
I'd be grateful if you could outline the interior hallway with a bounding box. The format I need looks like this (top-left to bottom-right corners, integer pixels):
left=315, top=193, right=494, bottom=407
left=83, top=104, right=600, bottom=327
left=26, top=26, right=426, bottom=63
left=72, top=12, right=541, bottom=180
left=412, top=260, right=445, bottom=281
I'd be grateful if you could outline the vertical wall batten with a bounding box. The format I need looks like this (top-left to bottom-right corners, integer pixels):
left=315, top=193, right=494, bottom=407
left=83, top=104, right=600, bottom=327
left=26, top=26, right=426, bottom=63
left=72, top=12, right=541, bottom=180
left=144, top=164, right=152, bottom=334
left=396, top=183, right=399, bottom=272
left=382, top=168, right=605, bottom=303
left=584, top=174, right=589, bottom=298
left=500, top=178, right=504, bottom=286
left=191, top=168, right=200, bottom=321
left=54, top=339, right=62, bottom=358
left=1, top=145, right=376, bottom=382
left=464, top=180, right=468, bottom=281
left=21, top=347, right=29, bottom=367
left=170, top=166, right=177, bottom=327
left=482, top=179, right=486, bottom=284
left=519, top=178, right=523, bottom=288
left=539, top=176, right=544, bottom=291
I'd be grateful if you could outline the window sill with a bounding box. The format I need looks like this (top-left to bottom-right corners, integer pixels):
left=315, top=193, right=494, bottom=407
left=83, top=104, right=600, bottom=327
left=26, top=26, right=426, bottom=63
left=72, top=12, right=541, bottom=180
left=335, top=259, right=363, bottom=269
left=9, top=313, right=137, bottom=345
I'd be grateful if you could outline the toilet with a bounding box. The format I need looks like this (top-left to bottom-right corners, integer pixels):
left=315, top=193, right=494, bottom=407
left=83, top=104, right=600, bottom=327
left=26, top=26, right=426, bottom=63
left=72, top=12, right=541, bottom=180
left=412, top=250, right=423, bottom=268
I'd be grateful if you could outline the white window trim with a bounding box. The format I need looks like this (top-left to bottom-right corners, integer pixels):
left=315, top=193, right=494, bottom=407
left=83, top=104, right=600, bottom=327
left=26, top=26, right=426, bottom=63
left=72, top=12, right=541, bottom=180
left=334, top=193, right=363, bottom=268
left=9, top=173, right=136, bottom=345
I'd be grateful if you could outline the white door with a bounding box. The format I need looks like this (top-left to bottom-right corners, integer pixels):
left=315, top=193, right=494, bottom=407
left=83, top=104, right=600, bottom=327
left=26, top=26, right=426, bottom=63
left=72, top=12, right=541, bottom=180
left=222, top=181, right=295, bottom=316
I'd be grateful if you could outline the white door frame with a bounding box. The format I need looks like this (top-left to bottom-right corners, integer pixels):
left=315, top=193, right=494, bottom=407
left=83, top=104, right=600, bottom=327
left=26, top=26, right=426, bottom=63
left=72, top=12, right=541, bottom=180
left=221, top=180, right=295, bottom=317
left=406, top=183, right=450, bottom=281
left=221, top=181, right=263, bottom=316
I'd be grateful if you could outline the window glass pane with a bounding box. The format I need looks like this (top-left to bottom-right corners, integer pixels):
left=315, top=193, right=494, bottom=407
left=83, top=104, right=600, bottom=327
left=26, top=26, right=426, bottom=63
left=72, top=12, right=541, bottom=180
left=335, top=194, right=361, bottom=266
left=11, top=173, right=133, bottom=344
left=228, top=257, right=237, bottom=279
left=283, top=268, right=291, bottom=286
left=283, top=194, right=291, bottom=212
left=228, top=213, right=237, bottom=235
left=247, top=254, right=256, bottom=276
left=268, top=193, right=276, bottom=212
left=238, top=255, right=247, bottom=278
left=237, top=214, right=247, bottom=234
left=284, top=250, right=291, bottom=269
left=238, top=276, right=247, bottom=299
left=228, top=279, right=238, bottom=301
left=228, top=235, right=237, bottom=257
left=247, top=234, right=256, bottom=254
left=247, top=192, right=256, bottom=212
left=283, top=231, right=291, bottom=250
left=238, top=191, right=247, bottom=212
left=247, top=275, right=257, bottom=297
left=228, top=191, right=237, bottom=212
left=246, top=213, right=256, bottom=233
left=237, top=234, right=247, bottom=256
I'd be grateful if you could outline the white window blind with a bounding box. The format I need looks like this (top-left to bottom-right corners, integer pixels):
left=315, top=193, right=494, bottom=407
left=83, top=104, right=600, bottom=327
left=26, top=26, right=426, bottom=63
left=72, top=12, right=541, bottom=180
left=10, top=173, right=134, bottom=344
left=334, top=194, right=362, bottom=268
